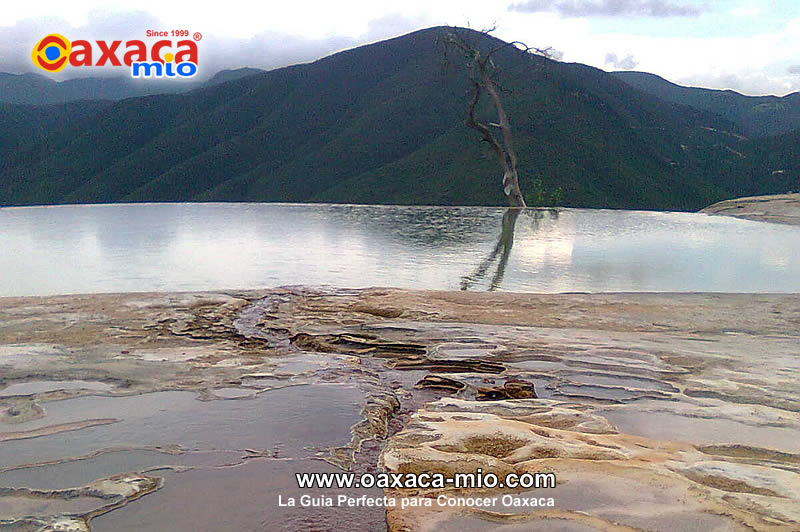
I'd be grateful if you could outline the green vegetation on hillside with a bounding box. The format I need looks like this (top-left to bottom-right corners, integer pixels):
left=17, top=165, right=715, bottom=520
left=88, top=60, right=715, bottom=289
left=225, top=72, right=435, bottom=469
left=0, top=100, right=111, bottom=161
left=612, top=71, right=800, bottom=137
left=1, top=28, right=798, bottom=210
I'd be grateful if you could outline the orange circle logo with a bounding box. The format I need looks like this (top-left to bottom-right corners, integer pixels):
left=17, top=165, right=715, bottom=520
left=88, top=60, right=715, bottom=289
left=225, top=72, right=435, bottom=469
left=31, top=34, right=72, bottom=72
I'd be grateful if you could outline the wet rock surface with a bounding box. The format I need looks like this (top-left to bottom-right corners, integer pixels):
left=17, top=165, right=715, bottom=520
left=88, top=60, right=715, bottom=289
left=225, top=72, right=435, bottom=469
left=0, top=287, right=799, bottom=530
left=701, top=192, right=800, bottom=225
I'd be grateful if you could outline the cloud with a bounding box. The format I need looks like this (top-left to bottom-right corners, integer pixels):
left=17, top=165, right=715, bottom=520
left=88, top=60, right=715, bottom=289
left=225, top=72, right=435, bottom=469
left=730, top=6, right=762, bottom=18
left=201, top=14, right=425, bottom=78
left=509, top=0, right=705, bottom=17
left=3, top=5, right=799, bottom=97
left=0, top=10, right=424, bottom=80
left=605, top=52, right=638, bottom=69
left=0, top=10, right=164, bottom=77
left=678, top=71, right=798, bottom=96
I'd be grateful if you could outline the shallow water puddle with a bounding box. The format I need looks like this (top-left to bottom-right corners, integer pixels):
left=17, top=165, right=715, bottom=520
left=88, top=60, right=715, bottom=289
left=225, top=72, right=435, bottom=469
left=0, top=494, right=111, bottom=520
left=556, top=384, right=659, bottom=402
left=0, top=383, right=371, bottom=530
left=209, top=387, right=258, bottom=399
left=271, top=353, right=331, bottom=375
left=90, top=458, right=386, bottom=532
left=0, top=380, right=114, bottom=397
left=599, top=407, right=800, bottom=452
left=559, top=372, right=679, bottom=393
left=433, top=343, right=499, bottom=359
left=0, top=449, right=176, bottom=490
left=0, top=384, right=363, bottom=469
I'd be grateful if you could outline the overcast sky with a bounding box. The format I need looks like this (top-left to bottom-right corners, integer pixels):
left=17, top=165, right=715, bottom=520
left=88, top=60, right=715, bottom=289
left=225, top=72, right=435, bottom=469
left=4, top=0, right=799, bottom=95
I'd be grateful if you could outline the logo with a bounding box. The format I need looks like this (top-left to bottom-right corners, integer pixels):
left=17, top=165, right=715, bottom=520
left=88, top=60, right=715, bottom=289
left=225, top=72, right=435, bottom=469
left=31, top=34, right=72, bottom=72
left=131, top=52, right=197, bottom=79
left=31, top=33, right=199, bottom=78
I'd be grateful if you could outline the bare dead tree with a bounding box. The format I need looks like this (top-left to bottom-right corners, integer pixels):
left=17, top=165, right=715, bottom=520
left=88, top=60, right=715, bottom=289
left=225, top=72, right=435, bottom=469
left=441, top=28, right=551, bottom=208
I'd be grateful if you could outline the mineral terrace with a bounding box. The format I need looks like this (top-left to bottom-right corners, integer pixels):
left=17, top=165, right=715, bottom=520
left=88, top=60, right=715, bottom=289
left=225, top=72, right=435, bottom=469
left=1, top=288, right=799, bottom=531
left=702, top=193, right=800, bottom=225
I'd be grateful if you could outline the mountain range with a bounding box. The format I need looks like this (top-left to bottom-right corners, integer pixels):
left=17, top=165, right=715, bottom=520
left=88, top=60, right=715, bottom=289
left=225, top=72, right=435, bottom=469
left=611, top=71, right=800, bottom=137
left=0, top=68, right=264, bottom=105
left=1, top=27, right=798, bottom=210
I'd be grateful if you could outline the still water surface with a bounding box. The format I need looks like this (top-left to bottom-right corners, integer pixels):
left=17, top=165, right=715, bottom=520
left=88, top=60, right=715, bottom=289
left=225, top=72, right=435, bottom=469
left=1, top=203, right=798, bottom=296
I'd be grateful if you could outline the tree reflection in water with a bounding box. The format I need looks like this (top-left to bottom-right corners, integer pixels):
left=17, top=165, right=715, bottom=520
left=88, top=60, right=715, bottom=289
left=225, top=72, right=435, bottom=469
left=460, top=208, right=558, bottom=291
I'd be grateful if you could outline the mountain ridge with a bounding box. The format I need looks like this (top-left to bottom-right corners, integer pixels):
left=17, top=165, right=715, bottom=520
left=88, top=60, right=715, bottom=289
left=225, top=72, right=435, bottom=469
left=611, top=70, right=800, bottom=137
left=1, top=27, right=798, bottom=210
left=0, top=67, right=267, bottom=105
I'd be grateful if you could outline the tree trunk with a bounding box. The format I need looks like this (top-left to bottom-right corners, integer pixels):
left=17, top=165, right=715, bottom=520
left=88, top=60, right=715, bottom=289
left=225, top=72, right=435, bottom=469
left=484, top=73, right=526, bottom=208
left=502, top=167, right=526, bottom=208
left=465, top=71, right=527, bottom=208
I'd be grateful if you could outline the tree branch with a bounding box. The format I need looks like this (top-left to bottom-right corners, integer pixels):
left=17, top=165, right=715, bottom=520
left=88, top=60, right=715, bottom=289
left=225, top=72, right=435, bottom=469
left=465, top=81, right=504, bottom=164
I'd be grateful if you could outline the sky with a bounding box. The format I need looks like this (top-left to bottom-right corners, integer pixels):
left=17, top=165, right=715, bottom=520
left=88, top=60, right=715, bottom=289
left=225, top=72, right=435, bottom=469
left=4, top=0, right=800, bottom=95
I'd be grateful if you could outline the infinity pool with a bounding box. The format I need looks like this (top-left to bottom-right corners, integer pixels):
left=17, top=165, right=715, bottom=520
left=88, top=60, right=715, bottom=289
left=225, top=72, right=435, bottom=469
left=1, top=203, right=798, bottom=296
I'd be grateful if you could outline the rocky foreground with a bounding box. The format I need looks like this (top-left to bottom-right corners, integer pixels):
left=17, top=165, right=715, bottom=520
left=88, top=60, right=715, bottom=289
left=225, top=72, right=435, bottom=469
left=1, top=288, right=799, bottom=531
left=701, top=193, right=800, bottom=225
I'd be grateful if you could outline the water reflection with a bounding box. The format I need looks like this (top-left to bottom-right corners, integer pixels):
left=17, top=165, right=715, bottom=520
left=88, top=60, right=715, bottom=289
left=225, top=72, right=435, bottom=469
left=1, top=203, right=798, bottom=296
left=461, top=208, right=561, bottom=291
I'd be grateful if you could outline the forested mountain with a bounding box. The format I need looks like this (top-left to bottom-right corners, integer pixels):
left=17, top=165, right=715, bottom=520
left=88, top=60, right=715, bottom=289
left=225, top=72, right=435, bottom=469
left=0, top=100, right=111, bottom=160
left=1, top=27, right=798, bottom=209
left=0, top=68, right=266, bottom=105
left=612, top=71, right=800, bottom=137
left=0, top=73, right=189, bottom=105
left=205, top=68, right=266, bottom=86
